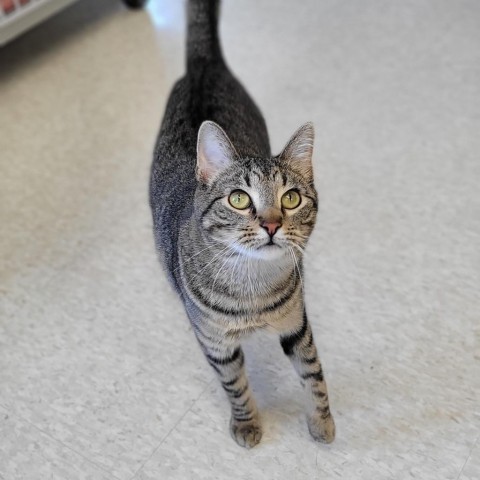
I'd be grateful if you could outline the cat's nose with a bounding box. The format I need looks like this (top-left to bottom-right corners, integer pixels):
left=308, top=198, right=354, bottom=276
left=260, top=220, right=282, bottom=237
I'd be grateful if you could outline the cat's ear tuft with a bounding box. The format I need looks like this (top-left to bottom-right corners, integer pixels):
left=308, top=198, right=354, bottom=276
left=196, top=121, right=238, bottom=184
left=279, top=122, right=315, bottom=180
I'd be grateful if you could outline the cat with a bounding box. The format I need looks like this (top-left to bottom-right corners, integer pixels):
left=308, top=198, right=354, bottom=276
left=149, top=0, right=335, bottom=448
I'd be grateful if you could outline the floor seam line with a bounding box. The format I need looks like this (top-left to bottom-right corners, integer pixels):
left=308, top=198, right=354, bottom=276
left=456, top=432, right=479, bottom=480
left=130, top=377, right=215, bottom=480
left=2, top=407, right=122, bottom=480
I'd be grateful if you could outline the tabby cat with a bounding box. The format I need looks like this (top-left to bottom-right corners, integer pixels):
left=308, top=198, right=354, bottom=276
left=150, top=0, right=335, bottom=448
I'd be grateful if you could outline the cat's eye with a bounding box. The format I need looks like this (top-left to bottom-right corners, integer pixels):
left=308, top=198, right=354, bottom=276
left=228, top=190, right=251, bottom=210
left=281, top=190, right=301, bottom=209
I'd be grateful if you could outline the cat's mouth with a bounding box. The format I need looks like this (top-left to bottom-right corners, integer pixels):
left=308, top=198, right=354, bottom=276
left=261, top=240, right=281, bottom=249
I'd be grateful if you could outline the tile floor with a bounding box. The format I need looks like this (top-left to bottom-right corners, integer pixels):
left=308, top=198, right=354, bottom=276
left=1, top=0, right=479, bottom=479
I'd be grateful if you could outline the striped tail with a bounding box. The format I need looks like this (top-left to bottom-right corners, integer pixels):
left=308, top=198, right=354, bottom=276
left=187, top=0, right=223, bottom=70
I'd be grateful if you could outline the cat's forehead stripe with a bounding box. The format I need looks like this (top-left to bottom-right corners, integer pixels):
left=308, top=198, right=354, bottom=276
left=250, top=170, right=262, bottom=182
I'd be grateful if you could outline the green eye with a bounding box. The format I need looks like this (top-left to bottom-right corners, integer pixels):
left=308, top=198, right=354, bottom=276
left=281, top=190, right=301, bottom=209
left=228, top=190, right=251, bottom=210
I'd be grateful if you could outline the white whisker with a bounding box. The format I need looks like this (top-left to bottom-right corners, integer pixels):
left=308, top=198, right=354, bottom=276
left=173, top=243, right=217, bottom=273
left=187, top=244, right=233, bottom=284
left=210, top=247, right=237, bottom=295
left=229, top=246, right=243, bottom=288
left=289, top=246, right=304, bottom=293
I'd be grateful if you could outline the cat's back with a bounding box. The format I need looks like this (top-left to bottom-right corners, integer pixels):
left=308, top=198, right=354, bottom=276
left=152, top=0, right=270, bottom=174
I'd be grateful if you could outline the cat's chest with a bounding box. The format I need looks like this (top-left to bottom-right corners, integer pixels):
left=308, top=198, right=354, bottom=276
left=221, top=292, right=303, bottom=339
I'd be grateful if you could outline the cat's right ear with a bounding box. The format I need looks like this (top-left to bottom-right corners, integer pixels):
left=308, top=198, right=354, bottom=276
left=196, top=121, right=238, bottom=184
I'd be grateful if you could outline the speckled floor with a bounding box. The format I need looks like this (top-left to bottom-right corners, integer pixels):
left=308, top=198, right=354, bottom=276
left=0, top=0, right=479, bottom=479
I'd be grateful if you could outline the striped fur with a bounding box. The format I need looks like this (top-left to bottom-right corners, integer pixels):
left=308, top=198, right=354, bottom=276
left=150, top=0, right=335, bottom=448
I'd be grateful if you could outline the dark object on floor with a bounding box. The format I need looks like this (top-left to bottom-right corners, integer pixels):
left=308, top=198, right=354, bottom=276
left=123, top=0, right=147, bottom=9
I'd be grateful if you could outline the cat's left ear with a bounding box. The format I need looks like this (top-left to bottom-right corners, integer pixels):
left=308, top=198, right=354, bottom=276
left=196, top=121, right=238, bottom=184
left=279, top=122, right=314, bottom=180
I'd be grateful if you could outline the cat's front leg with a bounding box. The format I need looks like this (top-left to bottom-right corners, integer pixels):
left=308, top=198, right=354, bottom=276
left=194, top=324, right=262, bottom=448
left=279, top=309, right=335, bottom=443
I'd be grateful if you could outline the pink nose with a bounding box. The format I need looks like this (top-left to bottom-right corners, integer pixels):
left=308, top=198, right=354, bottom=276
left=261, top=221, right=281, bottom=237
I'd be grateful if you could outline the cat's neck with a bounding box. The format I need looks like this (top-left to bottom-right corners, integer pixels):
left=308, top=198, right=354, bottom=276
left=179, top=223, right=301, bottom=300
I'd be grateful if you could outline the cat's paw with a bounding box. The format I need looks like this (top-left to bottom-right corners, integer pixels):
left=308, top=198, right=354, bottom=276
left=307, top=412, right=336, bottom=444
left=230, top=415, right=262, bottom=449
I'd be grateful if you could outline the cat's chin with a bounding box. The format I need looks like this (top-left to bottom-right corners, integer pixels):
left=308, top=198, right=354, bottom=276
left=232, top=243, right=286, bottom=261
left=256, top=245, right=287, bottom=261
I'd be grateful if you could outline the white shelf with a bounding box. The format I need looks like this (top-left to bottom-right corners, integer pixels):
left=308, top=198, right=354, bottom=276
left=0, top=0, right=80, bottom=46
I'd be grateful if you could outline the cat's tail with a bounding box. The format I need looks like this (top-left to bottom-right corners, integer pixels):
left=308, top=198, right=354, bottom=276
left=186, top=0, right=223, bottom=71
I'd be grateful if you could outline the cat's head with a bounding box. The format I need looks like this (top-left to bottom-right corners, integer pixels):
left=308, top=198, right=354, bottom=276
left=194, top=121, right=318, bottom=260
